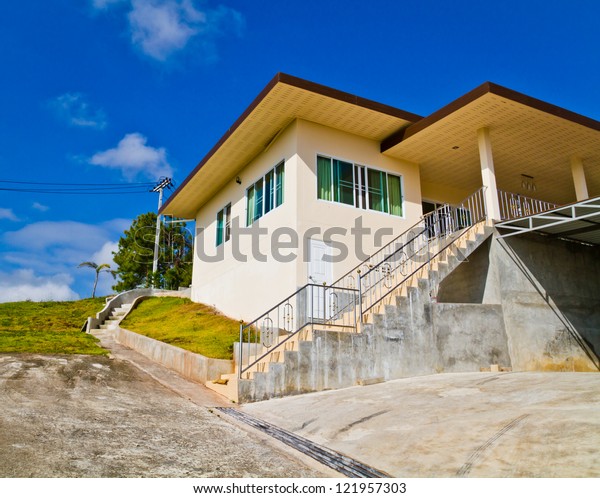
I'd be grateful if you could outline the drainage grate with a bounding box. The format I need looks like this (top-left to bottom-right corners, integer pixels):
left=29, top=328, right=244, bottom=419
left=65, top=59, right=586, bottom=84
left=216, top=407, right=390, bottom=478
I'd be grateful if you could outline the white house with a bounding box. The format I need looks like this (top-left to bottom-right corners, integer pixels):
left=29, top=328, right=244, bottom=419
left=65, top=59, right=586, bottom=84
left=162, top=73, right=599, bottom=322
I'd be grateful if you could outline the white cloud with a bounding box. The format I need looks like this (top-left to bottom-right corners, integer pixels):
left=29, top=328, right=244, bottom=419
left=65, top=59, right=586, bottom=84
left=90, top=132, right=173, bottom=181
left=128, top=0, right=203, bottom=61
left=32, top=202, right=49, bottom=212
left=49, top=93, right=107, bottom=129
left=90, top=241, right=119, bottom=267
left=4, top=221, right=113, bottom=252
left=0, top=208, right=19, bottom=221
left=3, top=219, right=130, bottom=269
left=1, top=219, right=130, bottom=301
left=0, top=269, right=79, bottom=303
left=93, top=0, right=244, bottom=62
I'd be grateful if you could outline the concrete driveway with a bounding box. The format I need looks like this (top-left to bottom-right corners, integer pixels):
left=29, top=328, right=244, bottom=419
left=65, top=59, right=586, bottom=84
left=0, top=354, right=331, bottom=477
left=241, top=371, right=600, bottom=477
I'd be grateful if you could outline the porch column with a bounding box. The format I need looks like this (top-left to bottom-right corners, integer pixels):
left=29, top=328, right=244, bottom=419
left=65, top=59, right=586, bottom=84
left=477, top=127, right=501, bottom=221
left=570, top=155, right=589, bottom=201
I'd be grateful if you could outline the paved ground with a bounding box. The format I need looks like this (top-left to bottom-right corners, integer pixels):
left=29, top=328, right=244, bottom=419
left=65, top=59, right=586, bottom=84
left=0, top=353, right=332, bottom=478
left=2, top=328, right=599, bottom=478
left=242, top=371, right=600, bottom=477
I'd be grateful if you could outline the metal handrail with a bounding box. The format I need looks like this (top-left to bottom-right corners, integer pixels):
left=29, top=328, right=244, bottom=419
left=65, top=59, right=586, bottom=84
left=330, top=201, right=465, bottom=289
left=497, top=190, right=558, bottom=221
left=358, top=187, right=488, bottom=316
left=361, top=221, right=483, bottom=315
left=239, top=283, right=358, bottom=377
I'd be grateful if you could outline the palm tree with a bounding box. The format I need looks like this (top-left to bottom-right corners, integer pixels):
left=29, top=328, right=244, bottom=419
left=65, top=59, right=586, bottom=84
left=78, top=262, right=115, bottom=298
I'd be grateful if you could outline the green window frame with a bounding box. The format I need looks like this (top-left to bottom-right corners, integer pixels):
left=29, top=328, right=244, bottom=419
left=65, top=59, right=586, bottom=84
left=316, top=155, right=403, bottom=217
left=317, top=156, right=332, bottom=201
left=275, top=161, right=284, bottom=207
left=216, top=203, right=231, bottom=246
left=246, top=161, right=285, bottom=226
left=387, top=174, right=403, bottom=216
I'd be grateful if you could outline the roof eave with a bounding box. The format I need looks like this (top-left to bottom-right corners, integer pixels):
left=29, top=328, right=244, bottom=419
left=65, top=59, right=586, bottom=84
left=160, top=73, right=422, bottom=215
left=381, top=81, right=600, bottom=153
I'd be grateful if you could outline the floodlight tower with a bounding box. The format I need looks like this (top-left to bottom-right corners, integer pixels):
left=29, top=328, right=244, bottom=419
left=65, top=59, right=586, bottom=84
left=151, top=177, right=173, bottom=286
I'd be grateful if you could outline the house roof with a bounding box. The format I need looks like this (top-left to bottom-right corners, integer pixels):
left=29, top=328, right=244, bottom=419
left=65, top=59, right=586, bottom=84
left=162, top=75, right=600, bottom=218
left=160, top=73, right=421, bottom=219
left=381, top=82, right=600, bottom=205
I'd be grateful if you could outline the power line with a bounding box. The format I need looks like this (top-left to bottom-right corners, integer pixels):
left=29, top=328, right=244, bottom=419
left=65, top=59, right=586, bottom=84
left=0, top=179, right=155, bottom=186
left=0, top=184, right=154, bottom=191
left=0, top=187, right=151, bottom=195
left=0, top=178, right=169, bottom=195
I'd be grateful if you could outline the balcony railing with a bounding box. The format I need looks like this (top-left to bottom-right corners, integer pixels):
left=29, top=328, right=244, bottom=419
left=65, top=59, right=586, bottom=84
left=498, top=190, right=558, bottom=221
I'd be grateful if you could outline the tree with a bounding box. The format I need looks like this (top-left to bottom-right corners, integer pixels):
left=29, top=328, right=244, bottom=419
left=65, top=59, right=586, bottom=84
left=112, top=212, right=193, bottom=292
left=78, top=262, right=115, bottom=298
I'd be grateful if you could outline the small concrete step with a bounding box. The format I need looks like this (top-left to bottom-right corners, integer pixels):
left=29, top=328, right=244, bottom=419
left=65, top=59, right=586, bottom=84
left=205, top=374, right=239, bottom=403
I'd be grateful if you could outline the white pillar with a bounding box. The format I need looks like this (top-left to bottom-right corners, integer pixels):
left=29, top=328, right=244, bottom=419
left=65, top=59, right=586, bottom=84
left=477, top=127, right=501, bottom=221
left=570, top=155, right=589, bottom=201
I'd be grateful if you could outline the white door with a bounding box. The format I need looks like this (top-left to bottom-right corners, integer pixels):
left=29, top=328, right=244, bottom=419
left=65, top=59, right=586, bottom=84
left=307, top=239, right=333, bottom=321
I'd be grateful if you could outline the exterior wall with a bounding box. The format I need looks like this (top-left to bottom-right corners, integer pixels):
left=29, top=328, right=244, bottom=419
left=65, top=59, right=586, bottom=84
left=191, top=118, right=424, bottom=321
left=294, top=119, right=423, bottom=284
left=191, top=121, right=300, bottom=320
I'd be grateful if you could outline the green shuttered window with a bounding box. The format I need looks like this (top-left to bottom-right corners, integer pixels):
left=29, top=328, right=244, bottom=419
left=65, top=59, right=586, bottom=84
left=246, top=161, right=285, bottom=226
left=317, top=155, right=403, bottom=217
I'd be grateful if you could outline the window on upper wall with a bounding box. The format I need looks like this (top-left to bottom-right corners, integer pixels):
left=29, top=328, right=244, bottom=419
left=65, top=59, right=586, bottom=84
left=317, top=155, right=403, bottom=216
left=216, top=203, right=231, bottom=246
left=246, top=161, right=285, bottom=226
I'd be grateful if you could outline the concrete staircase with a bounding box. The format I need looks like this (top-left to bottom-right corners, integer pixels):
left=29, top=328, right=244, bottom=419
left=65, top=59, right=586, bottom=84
left=362, top=221, right=494, bottom=322
left=206, top=327, right=314, bottom=402
left=96, top=303, right=133, bottom=330
left=206, top=220, right=494, bottom=403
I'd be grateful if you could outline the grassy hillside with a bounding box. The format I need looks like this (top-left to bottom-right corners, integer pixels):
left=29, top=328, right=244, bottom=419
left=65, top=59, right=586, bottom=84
left=0, top=298, right=107, bottom=355
left=120, top=297, right=240, bottom=360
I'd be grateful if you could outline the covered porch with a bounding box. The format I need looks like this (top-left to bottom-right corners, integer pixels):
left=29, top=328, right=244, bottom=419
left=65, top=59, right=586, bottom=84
left=381, top=82, right=600, bottom=225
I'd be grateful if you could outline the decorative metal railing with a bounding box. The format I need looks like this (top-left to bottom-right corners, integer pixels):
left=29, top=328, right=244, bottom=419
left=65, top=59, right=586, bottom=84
left=330, top=204, right=464, bottom=291
left=237, top=187, right=488, bottom=378
left=238, top=283, right=358, bottom=378
left=497, top=190, right=558, bottom=221
left=356, top=187, right=488, bottom=316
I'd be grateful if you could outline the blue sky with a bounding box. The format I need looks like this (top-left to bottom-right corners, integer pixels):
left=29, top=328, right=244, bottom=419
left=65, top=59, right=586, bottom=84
left=1, top=0, right=599, bottom=301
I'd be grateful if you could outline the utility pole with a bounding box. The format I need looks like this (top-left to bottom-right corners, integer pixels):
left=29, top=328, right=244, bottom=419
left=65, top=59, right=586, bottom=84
left=151, top=177, right=173, bottom=287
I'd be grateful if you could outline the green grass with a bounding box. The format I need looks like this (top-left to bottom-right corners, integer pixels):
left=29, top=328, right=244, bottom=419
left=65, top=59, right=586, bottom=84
left=0, top=298, right=108, bottom=355
left=120, top=297, right=241, bottom=360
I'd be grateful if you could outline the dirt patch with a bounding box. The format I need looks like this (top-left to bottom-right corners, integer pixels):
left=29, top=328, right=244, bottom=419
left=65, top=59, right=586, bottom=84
left=0, top=354, right=324, bottom=477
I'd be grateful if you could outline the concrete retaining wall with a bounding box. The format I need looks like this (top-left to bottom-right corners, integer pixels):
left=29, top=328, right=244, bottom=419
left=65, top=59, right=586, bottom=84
left=433, top=303, right=509, bottom=371
left=239, top=278, right=512, bottom=402
left=493, top=234, right=600, bottom=372
left=114, top=327, right=234, bottom=384
left=438, top=232, right=600, bottom=371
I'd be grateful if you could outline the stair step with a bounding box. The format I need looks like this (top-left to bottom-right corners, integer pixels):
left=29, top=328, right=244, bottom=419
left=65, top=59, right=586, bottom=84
left=205, top=375, right=239, bottom=403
